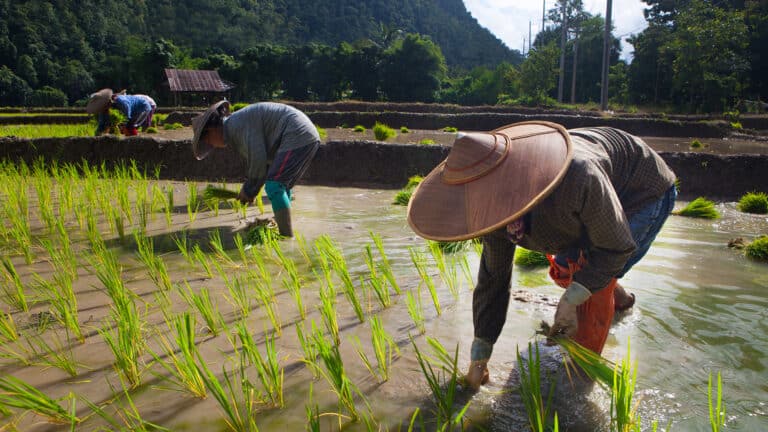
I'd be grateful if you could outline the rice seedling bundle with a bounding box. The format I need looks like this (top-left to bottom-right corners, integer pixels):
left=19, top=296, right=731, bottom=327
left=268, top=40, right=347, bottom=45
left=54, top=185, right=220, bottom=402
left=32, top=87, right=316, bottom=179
left=203, top=185, right=240, bottom=202
left=611, top=341, right=639, bottom=432
left=674, top=197, right=720, bottom=219
left=244, top=219, right=281, bottom=245
left=737, top=191, right=768, bottom=214
left=537, top=321, right=619, bottom=387
left=745, top=236, right=768, bottom=262
left=514, top=247, right=550, bottom=268
left=393, top=175, right=424, bottom=206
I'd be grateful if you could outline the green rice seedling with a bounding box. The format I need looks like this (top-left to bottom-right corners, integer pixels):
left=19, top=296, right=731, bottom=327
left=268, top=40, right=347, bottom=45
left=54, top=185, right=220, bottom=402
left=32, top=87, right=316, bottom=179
left=295, top=232, right=314, bottom=266
left=517, top=342, right=555, bottom=432
left=674, top=197, right=720, bottom=219
left=316, top=236, right=364, bottom=321
left=179, top=282, right=225, bottom=336
left=134, top=232, right=173, bottom=292
left=611, top=341, right=638, bottom=432
left=192, top=244, right=215, bottom=278
left=406, top=290, right=426, bottom=335
left=99, top=315, right=144, bottom=387
left=208, top=229, right=237, bottom=266
left=296, top=321, right=321, bottom=377
left=458, top=254, right=474, bottom=290
left=443, top=126, right=459, bottom=133
left=186, top=182, right=201, bottom=223
left=353, top=124, right=366, bottom=132
left=1, top=256, right=28, bottom=311
left=25, top=331, right=80, bottom=376
left=233, top=233, right=249, bottom=265
left=196, top=353, right=261, bottom=432
left=311, top=324, right=364, bottom=421
left=283, top=272, right=306, bottom=320
left=745, top=236, right=768, bottom=262
left=32, top=175, right=56, bottom=232
left=150, top=313, right=207, bottom=398
left=245, top=222, right=281, bottom=245
left=0, top=375, right=79, bottom=424
left=232, top=198, right=249, bottom=218
left=419, top=139, right=436, bottom=145
left=203, top=185, right=240, bottom=202
left=236, top=321, right=284, bottom=407
left=225, top=275, right=252, bottom=319
left=33, top=273, right=82, bottom=343
left=411, top=338, right=470, bottom=430
left=400, top=126, right=410, bottom=133
left=515, top=247, right=550, bottom=268
left=318, top=281, right=340, bottom=345
left=424, top=337, right=459, bottom=376
left=431, top=240, right=470, bottom=254
left=373, top=122, right=396, bottom=141
left=409, top=248, right=441, bottom=316
left=366, top=270, right=391, bottom=309
left=538, top=322, right=617, bottom=387
left=690, top=139, right=703, bottom=149
left=428, top=241, right=459, bottom=299
left=0, top=123, right=93, bottom=138
left=0, top=310, right=18, bottom=343
left=253, top=278, right=282, bottom=337
left=356, top=315, right=399, bottom=382
left=116, top=180, right=133, bottom=225
left=306, top=382, right=321, bottom=431
left=393, top=175, right=424, bottom=206
left=84, top=376, right=170, bottom=432
left=249, top=253, right=274, bottom=293
left=708, top=372, right=726, bottom=432
left=737, top=191, right=768, bottom=214
left=172, top=231, right=194, bottom=265
left=370, top=231, right=400, bottom=295
left=163, top=122, right=183, bottom=130
left=49, top=223, right=78, bottom=280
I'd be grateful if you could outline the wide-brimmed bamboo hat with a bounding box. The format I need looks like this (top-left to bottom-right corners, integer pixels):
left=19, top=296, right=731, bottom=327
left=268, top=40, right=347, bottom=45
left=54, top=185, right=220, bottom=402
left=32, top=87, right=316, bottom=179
left=85, top=88, right=113, bottom=114
left=407, top=121, right=573, bottom=241
left=191, top=100, right=231, bottom=160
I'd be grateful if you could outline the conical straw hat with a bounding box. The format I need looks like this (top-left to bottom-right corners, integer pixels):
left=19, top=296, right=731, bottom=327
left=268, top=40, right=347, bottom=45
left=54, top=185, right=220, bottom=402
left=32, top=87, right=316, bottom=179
left=407, top=121, right=573, bottom=241
left=85, top=88, right=113, bottom=114
left=191, top=100, right=230, bottom=160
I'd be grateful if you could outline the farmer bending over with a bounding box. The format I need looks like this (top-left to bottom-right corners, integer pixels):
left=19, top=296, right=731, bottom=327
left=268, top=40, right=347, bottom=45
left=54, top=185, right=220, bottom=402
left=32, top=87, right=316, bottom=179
left=407, top=121, right=676, bottom=390
left=191, top=101, right=320, bottom=237
left=86, top=88, right=154, bottom=136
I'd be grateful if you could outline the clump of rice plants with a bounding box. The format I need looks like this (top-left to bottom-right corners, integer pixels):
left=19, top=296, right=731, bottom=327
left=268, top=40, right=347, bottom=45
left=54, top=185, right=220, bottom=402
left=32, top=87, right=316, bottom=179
left=0, top=375, right=79, bottom=424
left=517, top=342, right=555, bottom=432
left=232, top=102, right=248, bottom=111
left=150, top=313, right=207, bottom=398
left=203, top=185, right=239, bottom=202
left=430, top=240, right=470, bottom=253
left=145, top=127, right=158, bottom=133
left=353, top=125, right=366, bottom=132
left=400, top=126, right=410, bottom=133
left=514, top=247, right=549, bottom=268
left=419, top=139, right=436, bottom=145
left=673, top=197, right=720, bottom=219
left=373, top=122, right=396, bottom=141
left=315, top=124, right=327, bottom=140
left=690, top=139, right=703, bottom=149
left=611, top=341, right=639, bottom=432
left=443, top=126, right=458, bottom=133
left=737, top=191, right=768, bottom=214
left=163, top=122, right=183, bottom=130
left=244, top=218, right=281, bottom=245
left=411, top=338, right=469, bottom=431
left=745, top=236, right=768, bottom=262
left=393, top=175, right=424, bottom=205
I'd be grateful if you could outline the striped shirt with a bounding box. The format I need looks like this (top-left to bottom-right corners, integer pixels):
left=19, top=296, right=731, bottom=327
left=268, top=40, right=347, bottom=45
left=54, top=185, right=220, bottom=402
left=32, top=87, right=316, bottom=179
left=473, top=127, right=676, bottom=343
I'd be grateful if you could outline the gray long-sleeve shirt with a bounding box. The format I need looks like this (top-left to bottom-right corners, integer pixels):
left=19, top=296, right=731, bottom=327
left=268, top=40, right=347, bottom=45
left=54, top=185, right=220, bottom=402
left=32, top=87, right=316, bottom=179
left=473, top=127, right=676, bottom=344
left=223, top=102, right=320, bottom=196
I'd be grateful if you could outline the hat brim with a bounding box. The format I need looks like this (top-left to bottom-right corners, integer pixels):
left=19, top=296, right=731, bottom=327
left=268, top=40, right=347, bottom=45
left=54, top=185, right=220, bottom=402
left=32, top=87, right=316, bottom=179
left=85, top=89, right=113, bottom=114
left=192, top=100, right=230, bottom=160
left=407, top=121, right=573, bottom=241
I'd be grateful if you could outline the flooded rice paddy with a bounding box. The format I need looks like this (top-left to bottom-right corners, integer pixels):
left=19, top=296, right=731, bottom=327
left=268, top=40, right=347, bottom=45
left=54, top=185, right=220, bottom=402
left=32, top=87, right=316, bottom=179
left=0, top=170, right=766, bottom=431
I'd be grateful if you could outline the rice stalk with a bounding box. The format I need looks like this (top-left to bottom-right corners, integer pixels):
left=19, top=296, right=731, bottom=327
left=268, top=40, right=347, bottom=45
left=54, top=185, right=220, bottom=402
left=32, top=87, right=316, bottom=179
left=1, top=256, right=28, bottom=312
left=209, top=229, right=237, bottom=267
left=225, top=275, right=252, bottom=319
left=305, top=382, right=321, bottom=431
left=172, top=231, right=194, bottom=265
left=406, top=290, right=426, bottom=335
left=427, top=241, right=459, bottom=299
left=673, top=197, right=720, bottom=219
left=409, top=248, right=441, bottom=316
left=32, top=272, right=82, bottom=343
left=82, top=377, right=170, bottom=432
left=708, top=372, right=726, bottom=432
left=370, top=231, right=400, bottom=294
left=311, top=324, right=363, bottom=421
left=0, top=310, right=18, bottom=343
left=538, top=321, right=617, bottom=387
left=25, top=331, right=81, bottom=377
left=411, top=338, right=470, bottom=430
left=353, top=315, right=399, bottom=382
left=514, top=247, right=550, bottom=268
left=458, top=254, right=475, bottom=290
left=295, top=232, right=313, bottom=266
left=134, top=232, right=173, bottom=292
left=611, top=341, right=638, bottom=432
left=253, top=278, right=282, bottom=337
left=236, top=321, right=284, bottom=407
left=364, top=245, right=391, bottom=308
left=517, top=342, right=555, bottom=432
left=0, top=375, right=79, bottom=424
left=203, top=185, right=239, bottom=202
left=186, top=183, right=200, bottom=224
left=178, top=282, right=225, bottom=336
left=192, top=244, right=214, bottom=278
left=318, top=280, right=339, bottom=345
left=196, top=354, right=261, bottom=432
left=149, top=312, right=207, bottom=398
left=296, top=321, right=321, bottom=378
left=424, top=337, right=459, bottom=376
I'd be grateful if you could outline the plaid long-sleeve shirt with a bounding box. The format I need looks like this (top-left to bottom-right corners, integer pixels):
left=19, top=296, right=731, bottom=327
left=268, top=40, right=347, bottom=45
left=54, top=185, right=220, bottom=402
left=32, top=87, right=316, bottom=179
left=473, top=127, right=676, bottom=344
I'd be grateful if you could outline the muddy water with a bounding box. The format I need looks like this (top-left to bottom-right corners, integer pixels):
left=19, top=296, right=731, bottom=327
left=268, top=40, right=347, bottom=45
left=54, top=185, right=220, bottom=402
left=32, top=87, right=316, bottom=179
left=6, top=184, right=768, bottom=431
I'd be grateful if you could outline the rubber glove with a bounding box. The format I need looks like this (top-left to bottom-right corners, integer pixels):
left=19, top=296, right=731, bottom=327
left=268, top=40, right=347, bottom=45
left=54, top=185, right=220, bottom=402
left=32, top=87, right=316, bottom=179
left=549, top=281, right=592, bottom=339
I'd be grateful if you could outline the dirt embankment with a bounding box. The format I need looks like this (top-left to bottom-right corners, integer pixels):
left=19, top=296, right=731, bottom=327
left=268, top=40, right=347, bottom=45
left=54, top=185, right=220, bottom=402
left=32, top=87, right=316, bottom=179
left=1, top=134, right=766, bottom=200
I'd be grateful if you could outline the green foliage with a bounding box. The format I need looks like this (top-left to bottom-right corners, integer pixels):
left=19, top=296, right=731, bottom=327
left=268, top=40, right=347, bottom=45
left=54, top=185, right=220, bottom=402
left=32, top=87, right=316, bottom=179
left=745, top=236, right=768, bottom=262
left=393, top=175, right=424, bottom=205
left=419, top=139, right=436, bottom=145
left=518, top=42, right=559, bottom=106
left=400, top=126, right=410, bottom=133
left=28, top=86, right=68, bottom=107
left=145, top=127, right=158, bottom=134
left=0, top=66, right=31, bottom=106
left=380, top=34, right=447, bottom=102
left=231, top=102, right=249, bottom=111
left=514, top=248, right=549, bottom=268
left=730, top=121, right=743, bottom=130
left=737, top=192, right=768, bottom=214
left=674, top=197, right=720, bottom=219
left=315, top=124, right=327, bottom=140
left=153, top=113, right=168, bottom=126
left=373, top=122, right=396, bottom=141
left=163, top=122, right=183, bottom=130
left=244, top=223, right=281, bottom=245
left=353, top=125, right=366, bottom=132
left=442, top=126, right=458, bottom=133
left=430, top=240, right=470, bottom=254
left=690, top=139, right=703, bottom=149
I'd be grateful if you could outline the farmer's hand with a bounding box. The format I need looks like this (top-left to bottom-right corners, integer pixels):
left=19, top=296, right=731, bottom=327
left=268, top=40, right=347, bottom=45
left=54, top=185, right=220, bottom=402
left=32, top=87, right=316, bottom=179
left=465, top=360, right=489, bottom=391
left=548, top=282, right=592, bottom=340
left=238, top=189, right=254, bottom=205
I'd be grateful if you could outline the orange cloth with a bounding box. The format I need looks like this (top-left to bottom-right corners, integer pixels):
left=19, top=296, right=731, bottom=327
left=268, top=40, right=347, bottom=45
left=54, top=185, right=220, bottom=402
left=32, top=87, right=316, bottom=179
left=548, top=254, right=616, bottom=354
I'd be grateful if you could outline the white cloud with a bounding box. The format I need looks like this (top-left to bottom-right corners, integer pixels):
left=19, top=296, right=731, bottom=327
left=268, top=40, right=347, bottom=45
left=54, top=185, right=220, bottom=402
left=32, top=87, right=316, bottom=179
left=463, top=0, right=648, bottom=61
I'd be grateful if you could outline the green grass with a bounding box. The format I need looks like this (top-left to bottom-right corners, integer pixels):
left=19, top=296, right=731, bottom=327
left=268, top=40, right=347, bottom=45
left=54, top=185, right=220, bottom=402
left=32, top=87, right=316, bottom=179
left=373, top=122, right=396, bottom=141
left=745, top=236, right=768, bottom=262
left=0, top=124, right=93, bottom=138
left=674, top=197, right=720, bottom=219
left=737, top=191, right=768, bottom=214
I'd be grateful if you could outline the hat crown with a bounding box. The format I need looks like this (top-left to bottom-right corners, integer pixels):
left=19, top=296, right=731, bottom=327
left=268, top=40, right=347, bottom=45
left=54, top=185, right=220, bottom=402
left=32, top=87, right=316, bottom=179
left=442, top=133, right=507, bottom=185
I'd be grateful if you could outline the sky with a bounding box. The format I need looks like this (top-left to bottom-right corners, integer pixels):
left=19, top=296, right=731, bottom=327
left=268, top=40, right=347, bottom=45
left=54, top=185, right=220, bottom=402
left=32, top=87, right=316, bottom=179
left=462, top=0, right=649, bottom=61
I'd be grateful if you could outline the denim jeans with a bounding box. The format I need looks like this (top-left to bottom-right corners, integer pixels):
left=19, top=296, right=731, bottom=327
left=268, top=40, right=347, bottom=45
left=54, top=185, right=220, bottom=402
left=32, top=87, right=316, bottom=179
left=555, top=185, right=677, bottom=278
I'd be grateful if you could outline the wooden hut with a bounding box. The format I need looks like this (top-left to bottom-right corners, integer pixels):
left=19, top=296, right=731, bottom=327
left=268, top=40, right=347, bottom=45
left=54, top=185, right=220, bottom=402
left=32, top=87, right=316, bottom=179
left=164, top=69, right=235, bottom=106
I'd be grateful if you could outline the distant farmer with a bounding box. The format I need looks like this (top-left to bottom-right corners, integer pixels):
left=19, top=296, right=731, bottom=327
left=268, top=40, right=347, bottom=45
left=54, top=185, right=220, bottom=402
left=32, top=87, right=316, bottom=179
left=191, top=101, right=320, bottom=237
left=134, top=94, right=157, bottom=131
left=407, top=121, right=676, bottom=390
left=85, top=88, right=154, bottom=136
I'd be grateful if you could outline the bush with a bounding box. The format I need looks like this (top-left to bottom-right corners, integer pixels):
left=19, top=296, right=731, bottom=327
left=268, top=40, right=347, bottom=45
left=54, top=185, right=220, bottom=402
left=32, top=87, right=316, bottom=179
left=673, top=197, right=720, bottom=219
left=353, top=125, right=366, bottom=132
left=737, top=192, right=768, bottom=214
left=28, top=86, right=68, bottom=107
left=745, top=236, right=768, bottom=262
left=373, top=122, right=396, bottom=141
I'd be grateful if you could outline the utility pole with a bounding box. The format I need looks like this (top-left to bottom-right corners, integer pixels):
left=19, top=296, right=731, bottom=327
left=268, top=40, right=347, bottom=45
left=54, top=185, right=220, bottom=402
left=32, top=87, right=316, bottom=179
left=570, top=28, right=579, bottom=104
left=523, top=37, right=526, bottom=56
left=557, top=0, right=568, bottom=103
left=541, top=0, right=546, bottom=48
left=529, top=20, right=532, bottom=53
left=600, top=0, right=613, bottom=111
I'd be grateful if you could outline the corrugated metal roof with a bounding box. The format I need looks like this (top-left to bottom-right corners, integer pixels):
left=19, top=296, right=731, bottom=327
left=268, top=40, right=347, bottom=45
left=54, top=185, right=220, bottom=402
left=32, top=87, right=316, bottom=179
left=165, top=69, right=236, bottom=92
